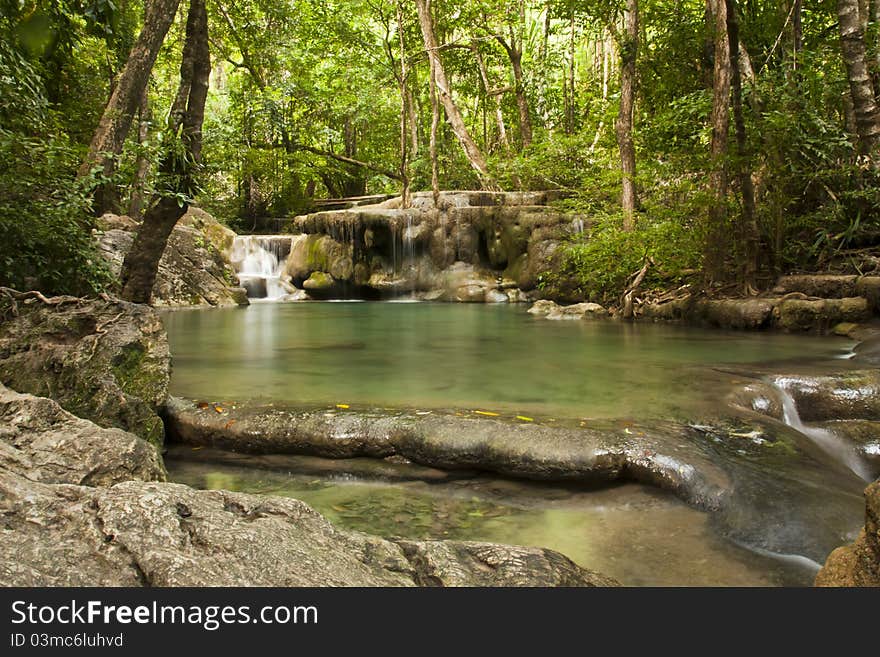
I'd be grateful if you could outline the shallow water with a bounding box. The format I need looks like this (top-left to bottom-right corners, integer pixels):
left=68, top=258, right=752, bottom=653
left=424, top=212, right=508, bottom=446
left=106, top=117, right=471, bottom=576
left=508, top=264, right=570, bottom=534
left=167, top=451, right=815, bottom=587
left=162, top=302, right=851, bottom=420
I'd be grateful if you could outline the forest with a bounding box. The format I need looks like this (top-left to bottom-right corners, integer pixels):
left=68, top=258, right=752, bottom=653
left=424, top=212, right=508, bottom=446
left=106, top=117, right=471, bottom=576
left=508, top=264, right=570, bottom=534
left=1, top=0, right=878, bottom=303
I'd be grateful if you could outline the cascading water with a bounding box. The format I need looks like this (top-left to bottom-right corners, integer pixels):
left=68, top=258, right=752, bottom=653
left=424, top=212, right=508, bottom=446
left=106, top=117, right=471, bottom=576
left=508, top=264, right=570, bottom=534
left=771, top=378, right=873, bottom=482
left=231, top=236, right=291, bottom=300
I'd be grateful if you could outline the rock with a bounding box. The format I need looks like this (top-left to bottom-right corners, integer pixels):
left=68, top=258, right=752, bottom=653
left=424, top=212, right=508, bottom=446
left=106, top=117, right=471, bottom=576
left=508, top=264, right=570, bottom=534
left=528, top=300, right=606, bottom=319
left=546, top=302, right=607, bottom=320
left=0, top=389, right=613, bottom=587
left=96, top=208, right=247, bottom=308
left=813, top=420, right=880, bottom=476
left=0, top=383, right=165, bottom=486
left=164, top=396, right=868, bottom=562
left=303, top=271, right=335, bottom=291
left=642, top=296, right=775, bottom=329
left=701, top=299, right=776, bottom=329
left=453, top=283, right=490, bottom=303
left=775, top=297, right=871, bottom=333
left=0, top=296, right=170, bottom=445
left=0, top=473, right=614, bottom=586
left=97, top=213, right=138, bottom=231
left=856, top=276, right=880, bottom=313
left=164, top=397, right=730, bottom=509
left=773, top=275, right=859, bottom=299
left=772, top=371, right=880, bottom=422
left=485, top=289, right=509, bottom=304
left=726, top=381, right=785, bottom=421
left=288, top=192, right=577, bottom=301
left=815, top=481, right=880, bottom=587
left=528, top=299, right=559, bottom=316
left=833, top=322, right=860, bottom=337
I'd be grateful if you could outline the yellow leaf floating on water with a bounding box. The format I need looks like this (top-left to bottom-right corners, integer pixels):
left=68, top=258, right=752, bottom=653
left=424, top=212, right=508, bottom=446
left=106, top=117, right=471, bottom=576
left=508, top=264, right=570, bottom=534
left=213, top=405, right=224, bottom=413
left=474, top=410, right=499, bottom=417
left=336, top=404, right=350, bottom=409
left=516, top=416, right=534, bottom=422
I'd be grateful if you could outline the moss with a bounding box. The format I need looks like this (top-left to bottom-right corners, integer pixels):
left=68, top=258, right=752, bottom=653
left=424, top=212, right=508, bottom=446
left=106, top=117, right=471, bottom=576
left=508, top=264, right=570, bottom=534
left=111, top=344, right=152, bottom=402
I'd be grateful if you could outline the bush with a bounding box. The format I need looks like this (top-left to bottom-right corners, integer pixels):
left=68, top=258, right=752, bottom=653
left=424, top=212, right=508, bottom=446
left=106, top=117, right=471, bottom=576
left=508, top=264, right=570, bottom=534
left=563, top=209, right=702, bottom=303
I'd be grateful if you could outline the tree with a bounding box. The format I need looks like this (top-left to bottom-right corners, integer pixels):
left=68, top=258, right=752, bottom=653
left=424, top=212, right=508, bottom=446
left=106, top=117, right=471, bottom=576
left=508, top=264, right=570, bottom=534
left=704, top=0, right=731, bottom=284
left=414, top=0, right=494, bottom=187
left=78, top=0, right=182, bottom=214
left=613, top=0, right=639, bottom=231
left=838, top=0, right=880, bottom=158
left=120, top=0, right=210, bottom=303
left=727, top=0, right=759, bottom=292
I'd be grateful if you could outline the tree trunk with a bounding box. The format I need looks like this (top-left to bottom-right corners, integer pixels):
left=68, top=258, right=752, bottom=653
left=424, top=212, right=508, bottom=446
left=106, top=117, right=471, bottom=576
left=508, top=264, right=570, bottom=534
left=79, top=0, right=182, bottom=213
left=727, top=0, right=759, bottom=292
left=615, top=0, right=639, bottom=232
left=128, top=90, right=152, bottom=221
left=510, top=45, right=532, bottom=148
left=705, top=0, right=732, bottom=284
left=397, top=1, right=411, bottom=207
left=472, top=42, right=509, bottom=152
left=414, top=0, right=493, bottom=185
left=120, top=0, right=210, bottom=304
left=429, top=51, right=441, bottom=206
left=838, top=0, right=880, bottom=156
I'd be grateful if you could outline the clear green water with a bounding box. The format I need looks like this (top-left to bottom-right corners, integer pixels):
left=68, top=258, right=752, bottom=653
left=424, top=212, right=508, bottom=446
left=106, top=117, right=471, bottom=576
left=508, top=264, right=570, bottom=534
left=161, top=303, right=856, bottom=585
left=167, top=450, right=814, bottom=587
left=162, top=302, right=850, bottom=419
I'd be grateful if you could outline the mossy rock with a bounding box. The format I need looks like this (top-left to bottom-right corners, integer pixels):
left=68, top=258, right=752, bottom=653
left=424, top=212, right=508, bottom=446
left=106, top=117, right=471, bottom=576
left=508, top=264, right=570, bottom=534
left=0, top=296, right=170, bottom=446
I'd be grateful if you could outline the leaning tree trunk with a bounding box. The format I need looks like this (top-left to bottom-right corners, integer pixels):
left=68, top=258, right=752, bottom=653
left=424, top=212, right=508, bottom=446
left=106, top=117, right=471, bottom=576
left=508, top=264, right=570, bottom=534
left=79, top=0, right=182, bottom=214
left=615, top=0, right=639, bottom=231
left=704, top=0, right=732, bottom=284
left=414, top=0, right=493, bottom=185
left=838, top=0, right=880, bottom=157
left=727, top=0, right=759, bottom=292
left=120, top=0, right=210, bottom=304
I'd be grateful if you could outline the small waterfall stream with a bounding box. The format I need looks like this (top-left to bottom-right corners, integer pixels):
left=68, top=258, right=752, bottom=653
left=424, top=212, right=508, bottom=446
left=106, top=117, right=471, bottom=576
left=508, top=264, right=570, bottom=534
left=231, top=236, right=291, bottom=300
left=771, top=380, right=873, bottom=482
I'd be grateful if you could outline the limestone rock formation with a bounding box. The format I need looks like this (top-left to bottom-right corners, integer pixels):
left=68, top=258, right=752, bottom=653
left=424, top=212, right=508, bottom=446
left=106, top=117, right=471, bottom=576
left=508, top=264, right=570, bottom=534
left=284, top=191, right=581, bottom=302
left=0, top=385, right=614, bottom=587
left=0, top=295, right=170, bottom=445
left=96, top=207, right=248, bottom=307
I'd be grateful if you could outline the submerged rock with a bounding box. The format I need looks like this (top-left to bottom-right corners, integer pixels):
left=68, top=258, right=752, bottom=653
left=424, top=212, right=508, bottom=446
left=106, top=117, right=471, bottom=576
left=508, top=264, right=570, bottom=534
left=164, top=397, right=870, bottom=562
left=96, top=208, right=248, bottom=308
left=816, top=481, right=880, bottom=587
left=0, top=387, right=613, bottom=587
left=0, top=295, right=170, bottom=445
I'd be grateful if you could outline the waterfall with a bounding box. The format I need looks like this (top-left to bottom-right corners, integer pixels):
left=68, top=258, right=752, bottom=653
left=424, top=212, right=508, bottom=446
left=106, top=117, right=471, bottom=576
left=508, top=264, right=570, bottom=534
left=771, top=378, right=873, bottom=482
left=231, top=236, right=291, bottom=300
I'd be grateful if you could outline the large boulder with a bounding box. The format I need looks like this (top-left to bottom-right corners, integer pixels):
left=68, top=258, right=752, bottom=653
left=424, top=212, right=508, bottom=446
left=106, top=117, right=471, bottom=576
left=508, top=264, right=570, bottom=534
left=0, top=387, right=614, bottom=587
left=96, top=208, right=248, bottom=308
left=0, top=384, right=164, bottom=486
left=0, top=295, right=170, bottom=445
left=816, top=481, right=880, bottom=587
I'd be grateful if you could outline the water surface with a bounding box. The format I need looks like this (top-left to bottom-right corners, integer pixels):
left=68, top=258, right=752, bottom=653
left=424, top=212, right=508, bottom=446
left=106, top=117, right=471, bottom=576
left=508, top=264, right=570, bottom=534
left=162, top=302, right=851, bottom=419
left=167, top=451, right=815, bottom=587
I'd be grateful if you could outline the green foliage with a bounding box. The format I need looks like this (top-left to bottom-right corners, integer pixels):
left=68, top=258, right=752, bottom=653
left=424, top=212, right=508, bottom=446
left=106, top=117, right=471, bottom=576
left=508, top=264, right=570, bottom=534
left=562, top=205, right=702, bottom=303
left=0, top=40, right=112, bottom=295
